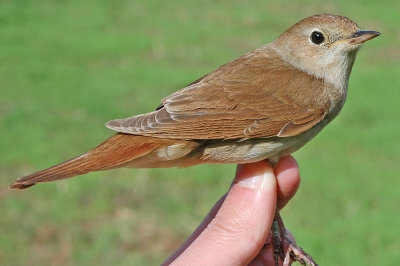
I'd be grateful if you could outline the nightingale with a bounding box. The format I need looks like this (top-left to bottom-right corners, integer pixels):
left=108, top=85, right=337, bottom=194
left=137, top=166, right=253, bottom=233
left=10, top=14, right=380, bottom=265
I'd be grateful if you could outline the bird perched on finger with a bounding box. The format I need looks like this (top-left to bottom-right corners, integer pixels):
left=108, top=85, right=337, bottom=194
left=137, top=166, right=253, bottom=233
left=10, top=14, right=380, bottom=266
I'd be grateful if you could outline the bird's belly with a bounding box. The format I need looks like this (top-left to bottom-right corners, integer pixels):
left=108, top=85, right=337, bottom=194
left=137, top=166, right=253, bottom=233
left=200, top=138, right=293, bottom=164
left=125, top=123, right=325, bottom=168
left=200, top=124, right=324, bottom=164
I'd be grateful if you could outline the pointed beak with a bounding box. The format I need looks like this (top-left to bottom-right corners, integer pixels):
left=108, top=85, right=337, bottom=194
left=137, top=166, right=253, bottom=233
left=346, top=30, right=381, bottom=45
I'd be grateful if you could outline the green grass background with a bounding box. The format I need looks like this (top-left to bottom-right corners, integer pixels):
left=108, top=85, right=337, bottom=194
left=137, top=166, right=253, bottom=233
left=1, top=0, right=399, bottom=265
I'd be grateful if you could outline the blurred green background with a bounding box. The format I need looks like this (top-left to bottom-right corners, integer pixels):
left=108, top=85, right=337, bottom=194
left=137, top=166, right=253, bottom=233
left=1, top=0, right=399, bottom=265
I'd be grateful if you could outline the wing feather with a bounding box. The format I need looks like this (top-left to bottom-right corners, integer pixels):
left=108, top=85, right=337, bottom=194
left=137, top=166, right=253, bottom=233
left=106, top=46, right=330, bottom=140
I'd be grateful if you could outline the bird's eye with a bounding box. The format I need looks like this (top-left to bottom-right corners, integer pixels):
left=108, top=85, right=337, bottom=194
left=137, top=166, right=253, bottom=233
left=310, top=31, right=325, bottom=45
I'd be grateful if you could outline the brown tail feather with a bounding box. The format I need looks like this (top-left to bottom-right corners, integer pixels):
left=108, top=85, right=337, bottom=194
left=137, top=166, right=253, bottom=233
left=9, top=133, right=174, bottom=189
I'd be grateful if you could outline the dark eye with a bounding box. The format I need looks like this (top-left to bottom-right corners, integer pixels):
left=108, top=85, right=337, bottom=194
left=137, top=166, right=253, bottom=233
left=310, top=31, right=325, bottom=45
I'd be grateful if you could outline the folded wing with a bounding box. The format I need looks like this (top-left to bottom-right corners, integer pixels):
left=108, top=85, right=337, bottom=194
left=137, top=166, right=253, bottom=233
left=107, top=47, right=330, bottom=140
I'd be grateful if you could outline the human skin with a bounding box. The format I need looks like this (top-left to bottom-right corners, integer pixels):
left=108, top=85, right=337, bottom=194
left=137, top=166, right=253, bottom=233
left=163, top=155, right=300, bottom=265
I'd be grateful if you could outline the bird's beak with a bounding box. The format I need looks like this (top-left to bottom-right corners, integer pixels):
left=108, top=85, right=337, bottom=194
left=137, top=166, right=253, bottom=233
left=330, top=30, right=380, bottom=48
left=345, top=30, right=381, bottom=45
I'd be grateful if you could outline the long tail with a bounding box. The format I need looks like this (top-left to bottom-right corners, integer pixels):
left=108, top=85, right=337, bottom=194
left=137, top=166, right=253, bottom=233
left=9, top=133, right=194, bottom=189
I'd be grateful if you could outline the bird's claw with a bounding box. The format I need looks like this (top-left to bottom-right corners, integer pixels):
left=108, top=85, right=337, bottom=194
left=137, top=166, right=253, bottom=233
left=282, top=235, right=318, bottom=266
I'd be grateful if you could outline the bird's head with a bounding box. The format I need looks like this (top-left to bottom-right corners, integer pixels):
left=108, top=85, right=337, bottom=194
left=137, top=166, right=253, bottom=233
left=273, top=14, right=380, bottom=89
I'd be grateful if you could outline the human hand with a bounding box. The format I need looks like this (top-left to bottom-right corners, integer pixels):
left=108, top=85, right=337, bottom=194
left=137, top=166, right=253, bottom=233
left=163, top=155, right=300, bottom=265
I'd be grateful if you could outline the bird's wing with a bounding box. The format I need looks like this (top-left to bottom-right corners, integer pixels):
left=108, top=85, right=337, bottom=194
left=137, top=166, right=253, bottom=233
left=106, top=48, right=330, bottom=140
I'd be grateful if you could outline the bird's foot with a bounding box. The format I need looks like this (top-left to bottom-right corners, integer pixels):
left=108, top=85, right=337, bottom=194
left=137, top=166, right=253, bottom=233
left=281, top=234, right=318, bottom=266
left=270, top=211, right=318, bottom=266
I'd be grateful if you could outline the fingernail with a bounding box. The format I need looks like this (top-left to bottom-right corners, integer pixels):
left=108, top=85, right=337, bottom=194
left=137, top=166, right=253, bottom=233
left=236, top=166, right=276, bottom=190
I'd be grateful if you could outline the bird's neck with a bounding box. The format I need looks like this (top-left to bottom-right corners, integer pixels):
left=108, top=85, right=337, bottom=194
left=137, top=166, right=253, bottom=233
left=269, top=43, right=357, bottom=95
left=261, top=43, right=355, bottom=120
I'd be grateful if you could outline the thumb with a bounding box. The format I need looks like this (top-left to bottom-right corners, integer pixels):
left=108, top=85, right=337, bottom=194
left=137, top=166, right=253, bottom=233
left=171, top=160, right=277, bottom=266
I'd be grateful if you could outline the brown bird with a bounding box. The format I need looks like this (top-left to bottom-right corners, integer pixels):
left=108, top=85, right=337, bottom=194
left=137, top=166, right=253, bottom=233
left=10, top=14, right=380, bottom=265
